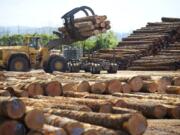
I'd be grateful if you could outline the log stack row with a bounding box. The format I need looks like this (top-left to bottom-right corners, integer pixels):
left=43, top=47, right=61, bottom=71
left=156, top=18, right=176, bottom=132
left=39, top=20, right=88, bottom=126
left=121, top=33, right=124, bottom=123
left=90, top=17, right=180, bottom=70
left=128, top=42, right=180, bottom=71
left=1, top=73, right=180, bottom=96
left=0, top=71, right=180, bottom=134
left=58, top=15, right=111, bottom=42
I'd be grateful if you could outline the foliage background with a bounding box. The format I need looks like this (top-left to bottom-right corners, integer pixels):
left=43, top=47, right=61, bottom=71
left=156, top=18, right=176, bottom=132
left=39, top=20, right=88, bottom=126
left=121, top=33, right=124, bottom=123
left=0, top=31, right=118, bottom=51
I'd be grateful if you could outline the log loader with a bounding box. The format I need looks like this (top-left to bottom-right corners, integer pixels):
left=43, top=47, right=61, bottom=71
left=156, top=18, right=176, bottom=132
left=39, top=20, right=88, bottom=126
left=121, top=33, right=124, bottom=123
left=0, top=6, right=118, bottom=74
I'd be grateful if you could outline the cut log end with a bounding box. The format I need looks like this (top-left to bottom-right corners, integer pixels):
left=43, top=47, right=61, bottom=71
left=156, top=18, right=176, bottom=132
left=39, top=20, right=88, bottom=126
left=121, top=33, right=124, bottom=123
left=45, top=81, right=62, bottom=96
left=25, top=108, right=45, bottom=130
left=91, top=82, right=107, bottom=94
left=107, top=80, right=122, bottom=94
left=124, top=113, right=147, bottom=135
left=0, top=120, right=26, bottom=135
left=121, top=82, right=132, bottom=93
left=154, top=105, right=167, bottom=119
left=77, top=81, right=91, bottom=92
left=6, top=98, right=26, bottom=119
left=128, top=76, right=143, bottom=92
left=27, top=82, right=44, bottom=97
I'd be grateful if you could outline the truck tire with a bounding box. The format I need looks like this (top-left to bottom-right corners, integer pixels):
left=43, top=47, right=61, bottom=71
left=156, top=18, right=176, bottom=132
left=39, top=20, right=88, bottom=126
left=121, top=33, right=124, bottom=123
left=90, top=65, right=101, bottom=74
left=8, top=55, right=30, bottom=72
left=45, top=55, right=67, bottom=73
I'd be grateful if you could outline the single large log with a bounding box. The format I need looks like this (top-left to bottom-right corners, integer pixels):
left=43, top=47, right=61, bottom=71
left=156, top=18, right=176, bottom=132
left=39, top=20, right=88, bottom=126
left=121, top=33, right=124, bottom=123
left=91, top=82, right=107, bottom=94
left=74, top=21, right=93, bottom=28
left=45, top=114, right=120, bottom=135
left=73, top=15, right=107, bottom=23
left=0, top=97, right=25, bottom=119
left=77, top=81, right=91, bottom=92
left=0, top=118, right=26, bottom=135
left=63, top=81, right=91, bottom=92
left=44, top=109, right=147, bottom=135
left=45, top=114, right=84, bottom=135
left=51, top=104, right=92, bottom=112
left=114, top=100, right=167, bottom=118
left=127, top=76, right=143, bottom=92
left=43, top=81, right=63, bottom=96
left=24, top=107, right=45, bottom=130
left=106, top=80, right=122, bottom=94
left=112, top=92, right=180, bottom=104
left=22, top=96, right=112, bottom=113
left=17, top=82, right=44, bottom=97
left=4, top=86, right=28, bottom=97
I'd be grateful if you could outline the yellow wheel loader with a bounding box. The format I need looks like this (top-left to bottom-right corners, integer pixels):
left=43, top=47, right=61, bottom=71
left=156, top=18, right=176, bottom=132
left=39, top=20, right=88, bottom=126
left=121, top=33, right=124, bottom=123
left=0, top=36, right=67, bottom=73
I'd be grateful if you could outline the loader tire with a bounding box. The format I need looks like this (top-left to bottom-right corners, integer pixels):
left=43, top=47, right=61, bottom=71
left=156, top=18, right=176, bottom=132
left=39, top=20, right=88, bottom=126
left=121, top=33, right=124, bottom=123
left=8, top=55, right=30, bottom=72
left=45, top=55, right=67, bottom=73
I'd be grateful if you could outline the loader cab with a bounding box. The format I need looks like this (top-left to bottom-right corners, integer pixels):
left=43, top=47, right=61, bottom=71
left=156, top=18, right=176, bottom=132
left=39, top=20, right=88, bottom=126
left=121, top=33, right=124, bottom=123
left=25, top=36, right=41, bottom=49
left=29, top=37, right=41, bottom=49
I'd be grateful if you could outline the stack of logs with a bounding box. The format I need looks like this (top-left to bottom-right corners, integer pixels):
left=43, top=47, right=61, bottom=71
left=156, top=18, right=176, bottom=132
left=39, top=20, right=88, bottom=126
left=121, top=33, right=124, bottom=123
left=1, top=71, right=180, bottom=134
left=1, top=74, right=180, bottom=97
left=90, top=17, right=180, bottom=70
left=58, top=15, right=111, bottom=42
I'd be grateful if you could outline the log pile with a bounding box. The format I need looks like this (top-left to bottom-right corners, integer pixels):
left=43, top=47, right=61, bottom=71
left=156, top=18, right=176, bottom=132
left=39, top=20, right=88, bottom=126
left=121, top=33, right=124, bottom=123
left=128, top=41, right=180, bottom=70
left=0, top=71, right=180, bottom=135
left=90, top=17, right=180, bottom=70
left=58, top=15, right=111, bottom=42
left=0, top=97, right=46, bottom=135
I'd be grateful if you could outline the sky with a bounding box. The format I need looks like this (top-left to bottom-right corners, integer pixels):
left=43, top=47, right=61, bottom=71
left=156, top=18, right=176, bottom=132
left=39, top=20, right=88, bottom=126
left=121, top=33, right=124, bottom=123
left=0, top=0, right=180, bottom=32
